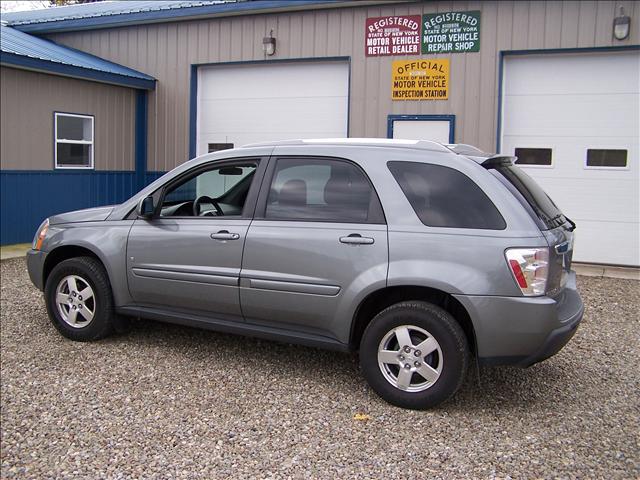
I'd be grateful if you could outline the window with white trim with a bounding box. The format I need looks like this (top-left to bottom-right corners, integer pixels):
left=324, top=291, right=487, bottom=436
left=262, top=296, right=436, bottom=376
left=55, top=113, right=94, bottom=169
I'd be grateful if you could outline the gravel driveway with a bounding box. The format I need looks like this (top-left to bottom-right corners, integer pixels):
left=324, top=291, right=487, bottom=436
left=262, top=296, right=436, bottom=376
left=1, top=257, right=638, bottom=479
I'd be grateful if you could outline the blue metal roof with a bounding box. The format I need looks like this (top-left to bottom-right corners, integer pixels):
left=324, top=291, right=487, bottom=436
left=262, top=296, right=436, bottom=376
left=0, top=25, right=155, bottom=89
left=1, top=1, right=225, bottom=26
left=1, top=0, right=350, bottom=33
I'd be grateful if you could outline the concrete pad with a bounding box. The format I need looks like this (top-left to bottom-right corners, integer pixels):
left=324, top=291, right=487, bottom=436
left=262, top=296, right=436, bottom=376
left=603, top=266, right=640, bottom=281
left=0, top=244, right=31, bottom=260
left=574, top=263, right=639, bottom=281
left=573, top=264, right=605, bottom=278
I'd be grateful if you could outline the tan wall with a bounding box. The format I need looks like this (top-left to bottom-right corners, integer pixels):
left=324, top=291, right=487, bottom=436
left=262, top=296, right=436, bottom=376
left=0, top=67, right=136, bottom=171
left=46, top=0, right=640, bottom=171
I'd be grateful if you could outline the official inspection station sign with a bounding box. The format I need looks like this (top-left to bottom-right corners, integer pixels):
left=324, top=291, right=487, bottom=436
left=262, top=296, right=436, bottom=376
left=391, top=59, right=449, bottom=100
left=422, top=11, right=481, bottom=53
left=365, top=15, right=421, bottom=56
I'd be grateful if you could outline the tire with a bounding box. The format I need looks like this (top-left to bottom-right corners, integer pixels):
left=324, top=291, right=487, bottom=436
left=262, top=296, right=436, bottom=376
left=44, top=256, right=116, bottom=341
left=359, top=301, right=469, bottom=410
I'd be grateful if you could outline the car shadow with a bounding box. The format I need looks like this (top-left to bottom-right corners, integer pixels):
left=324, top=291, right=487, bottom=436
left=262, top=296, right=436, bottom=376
left=110, top=317, right=579, bottom=412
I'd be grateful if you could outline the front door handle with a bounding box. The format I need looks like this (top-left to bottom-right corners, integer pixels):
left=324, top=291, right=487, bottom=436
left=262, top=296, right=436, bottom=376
left=339, top=233, right=374, bottom=245
left=210, top=230, right=240, bottom=241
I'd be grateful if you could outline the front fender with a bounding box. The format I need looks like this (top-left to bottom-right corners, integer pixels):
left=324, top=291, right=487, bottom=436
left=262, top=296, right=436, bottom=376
left=43, top=221, right=134, bottom=306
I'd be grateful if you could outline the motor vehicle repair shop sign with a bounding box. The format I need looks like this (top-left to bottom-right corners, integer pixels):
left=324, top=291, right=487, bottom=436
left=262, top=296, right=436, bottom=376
left=391, top=59, right=449, bottom=100
left=422, top=11, right=481, bottom=53
left=365, top=15, right=421, bottom=56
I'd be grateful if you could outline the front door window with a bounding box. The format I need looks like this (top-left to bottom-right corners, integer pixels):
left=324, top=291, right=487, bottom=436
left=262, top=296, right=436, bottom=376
left=160, top=163, right=256, bottom=217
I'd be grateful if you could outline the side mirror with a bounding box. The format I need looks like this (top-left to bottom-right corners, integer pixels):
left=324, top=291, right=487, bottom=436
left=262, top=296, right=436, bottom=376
left=136, top=196, right=155, bottom=218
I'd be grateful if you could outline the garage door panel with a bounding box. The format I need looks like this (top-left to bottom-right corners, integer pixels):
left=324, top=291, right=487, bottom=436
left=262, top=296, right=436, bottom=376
left=503, top=94, right=637, bottom=137
left=571, top=221, right=640, bottom=266
left=199, top=62, right=348, bottom=100
left=505, top=53, right=640, bottom=95
left=199, top=97, right=348, bottom=135
left=502, top=50, right=639, bottom=266
left=526, top=177, right=639, bottom=223
left=200, top=130, right=347, bottom=150
left=502, top=136, right=638, bottom=176
left=197, top=61, right=349, bottom=155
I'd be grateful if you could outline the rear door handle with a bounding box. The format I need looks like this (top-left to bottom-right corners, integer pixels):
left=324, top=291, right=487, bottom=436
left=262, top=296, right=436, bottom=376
left=210, top=230, right=240, bottom=241
left=339, top=233, right=374, bottom=245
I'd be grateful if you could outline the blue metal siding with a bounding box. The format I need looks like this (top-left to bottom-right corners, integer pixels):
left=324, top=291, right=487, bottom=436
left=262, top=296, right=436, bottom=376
left=0, top=72, right=158, bottom=245
left=0, top=171, right=165, bottom=245
left=135, top=90, right=149, bottom=189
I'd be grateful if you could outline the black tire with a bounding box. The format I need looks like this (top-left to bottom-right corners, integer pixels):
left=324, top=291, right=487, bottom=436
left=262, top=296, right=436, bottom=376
left=359, top=301, right=469, bottom=410
left=44, top=256, right=116, bottom=341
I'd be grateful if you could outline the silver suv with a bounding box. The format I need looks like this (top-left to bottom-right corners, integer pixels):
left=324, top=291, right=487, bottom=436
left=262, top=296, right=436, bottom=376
left=27, top=139, right=583, bottom=409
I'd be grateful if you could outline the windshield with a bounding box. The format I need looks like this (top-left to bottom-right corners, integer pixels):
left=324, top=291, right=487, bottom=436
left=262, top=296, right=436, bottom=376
left=491, top=164, right=564, bottom=230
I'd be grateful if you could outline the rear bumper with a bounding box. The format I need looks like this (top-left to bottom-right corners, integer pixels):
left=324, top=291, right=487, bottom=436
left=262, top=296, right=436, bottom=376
left=454, top=272, right=584, bottom=367
left=515, top=305, right=582, bottom=366
left=26, top=249, right=47, bottom=291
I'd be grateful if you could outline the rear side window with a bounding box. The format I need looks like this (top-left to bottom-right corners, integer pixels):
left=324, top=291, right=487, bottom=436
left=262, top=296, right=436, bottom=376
left=388, top=161, right=506, bottom=230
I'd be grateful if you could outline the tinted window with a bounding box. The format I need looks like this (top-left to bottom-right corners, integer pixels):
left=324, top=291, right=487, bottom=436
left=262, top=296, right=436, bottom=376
left=586, top=149, right=627, bottom=167
left=490, top=164, right=563, bottom=230
left=514, top=148, right=552, bottom=166
left=265, top=158, right=378, bottom=223
left=388, top=161, right=506, bottom=230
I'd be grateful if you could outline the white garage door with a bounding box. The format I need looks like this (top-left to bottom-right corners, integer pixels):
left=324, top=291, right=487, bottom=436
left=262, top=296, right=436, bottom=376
left=501, top=50, right=640, bottom=266
left=196, top=61, right=349, bottom=154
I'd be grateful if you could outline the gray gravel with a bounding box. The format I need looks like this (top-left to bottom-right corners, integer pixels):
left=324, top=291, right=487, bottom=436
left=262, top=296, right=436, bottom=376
left=1, top=257, right=639, bottom=479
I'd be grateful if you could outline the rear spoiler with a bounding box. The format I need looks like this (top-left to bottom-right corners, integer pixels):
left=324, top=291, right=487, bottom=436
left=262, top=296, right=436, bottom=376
left=480, top=155, right=516, bottom=169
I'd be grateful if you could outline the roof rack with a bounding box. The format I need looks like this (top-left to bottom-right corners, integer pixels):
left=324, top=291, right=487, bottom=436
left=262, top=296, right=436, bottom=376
left=242, top=138, right=451, bottom=152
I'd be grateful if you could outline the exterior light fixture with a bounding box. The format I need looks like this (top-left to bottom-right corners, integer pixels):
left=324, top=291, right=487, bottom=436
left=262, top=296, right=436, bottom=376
left=263, top=30, right=276, bottom=56
left=613, top=6, right=631, bottom=40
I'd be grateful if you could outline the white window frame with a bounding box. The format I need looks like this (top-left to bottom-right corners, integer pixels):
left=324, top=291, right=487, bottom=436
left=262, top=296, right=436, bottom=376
left=512, top=145, right=554, bottom=169
left=54, top=112, right=94, bottom=169
left=583, top=145, right=630, bottom=171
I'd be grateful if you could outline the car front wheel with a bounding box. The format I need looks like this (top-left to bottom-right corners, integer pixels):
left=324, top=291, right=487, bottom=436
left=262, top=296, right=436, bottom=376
left=44, top=256, right=116, bottom=341
left=359, top=301, right=469, bottom=409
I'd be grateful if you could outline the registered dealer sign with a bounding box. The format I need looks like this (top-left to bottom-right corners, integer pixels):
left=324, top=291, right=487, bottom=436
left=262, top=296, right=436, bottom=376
left=391, top=59, right=449, bottom=100
left=422, top=11, right=481, bottom=53
left=365, top=15, right=421, bottom=56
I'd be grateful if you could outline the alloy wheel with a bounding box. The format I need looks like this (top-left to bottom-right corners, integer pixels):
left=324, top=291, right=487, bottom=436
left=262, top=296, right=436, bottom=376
left=377, top=325, right=443, bottom=392
left=55, top=275, right=96, bottom=328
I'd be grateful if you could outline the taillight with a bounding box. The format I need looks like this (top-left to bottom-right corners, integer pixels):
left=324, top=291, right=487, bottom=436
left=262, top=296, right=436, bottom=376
left=505, top=247, right=549, bottom=296
left=32, top=219, right=49, bottom=251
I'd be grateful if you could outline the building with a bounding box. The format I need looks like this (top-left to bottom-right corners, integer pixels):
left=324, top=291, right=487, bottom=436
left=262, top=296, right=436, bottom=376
left=0, top=0, right=638, bottom=266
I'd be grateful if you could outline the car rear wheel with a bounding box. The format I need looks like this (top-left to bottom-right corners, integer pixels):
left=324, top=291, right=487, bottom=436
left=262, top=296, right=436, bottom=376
left=359, top=301, right=469, bottom=409
left=44, top=257, right=116, bottom=341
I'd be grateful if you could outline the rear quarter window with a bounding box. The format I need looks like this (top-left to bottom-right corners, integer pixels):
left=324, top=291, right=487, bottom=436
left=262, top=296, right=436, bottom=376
left=388, top=161, right=506, bottom=230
